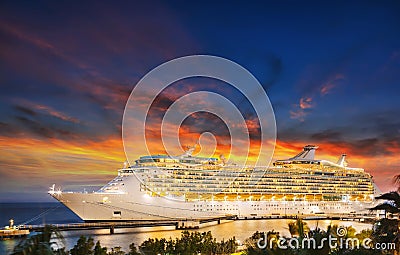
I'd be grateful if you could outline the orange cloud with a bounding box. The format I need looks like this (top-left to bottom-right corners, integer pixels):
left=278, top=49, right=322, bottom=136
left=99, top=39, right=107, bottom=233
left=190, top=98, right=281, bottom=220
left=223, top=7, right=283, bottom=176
left=0, top=134, right=127, bottom=200
left=299, top=97, right=313, bottom=109
left=0, top=135, right=124, bottom=164
left=290, top=97, right=314, bottom=121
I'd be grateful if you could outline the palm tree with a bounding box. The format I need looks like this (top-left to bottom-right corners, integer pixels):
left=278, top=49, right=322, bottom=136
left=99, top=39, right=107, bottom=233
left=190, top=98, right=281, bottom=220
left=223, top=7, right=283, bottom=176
left=127, top=243, right=141, bottom=255
left=287, top=218, right=309, bottom=238
left=371, top=192, right=400, bottom=214
left=370, top=174, right=400, bottom=216
left=242, top=231, right=291, bottom=255
left=369, top=175, right=400, bottom=255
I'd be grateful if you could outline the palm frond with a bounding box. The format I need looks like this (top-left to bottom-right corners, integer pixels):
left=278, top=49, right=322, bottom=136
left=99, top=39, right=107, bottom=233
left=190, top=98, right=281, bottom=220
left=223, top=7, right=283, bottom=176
left=369, top=203, right=400, bottom=213
left=394, top=174, right=400, bottom=192
left=375, top=191, right=400, bottom=206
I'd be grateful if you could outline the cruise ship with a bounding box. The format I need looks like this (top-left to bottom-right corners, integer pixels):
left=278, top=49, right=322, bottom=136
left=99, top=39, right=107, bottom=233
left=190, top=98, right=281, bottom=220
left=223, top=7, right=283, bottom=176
left=49, top=145, right=377, bottom=221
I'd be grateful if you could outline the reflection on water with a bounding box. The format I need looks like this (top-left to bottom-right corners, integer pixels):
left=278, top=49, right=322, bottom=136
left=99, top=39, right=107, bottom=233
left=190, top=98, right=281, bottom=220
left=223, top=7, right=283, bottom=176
left=60, top=219, right=371, bottom=252
left=0, top=239, right=19, bottom=255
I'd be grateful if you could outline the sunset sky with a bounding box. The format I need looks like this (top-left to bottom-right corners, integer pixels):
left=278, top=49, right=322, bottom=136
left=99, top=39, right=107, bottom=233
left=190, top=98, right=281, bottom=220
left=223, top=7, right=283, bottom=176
left=0, top=1, right=399, bottom=202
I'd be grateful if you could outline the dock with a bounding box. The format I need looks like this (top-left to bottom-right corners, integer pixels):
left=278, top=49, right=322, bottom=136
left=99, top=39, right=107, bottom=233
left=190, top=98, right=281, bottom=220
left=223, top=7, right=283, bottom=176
left=0, top=229, right=30, bottom=239
left=0, top=220, right=30, bottom=239
left=6, top=214, right=377, bottom=236
left=17, top=215, right=236, bottom=234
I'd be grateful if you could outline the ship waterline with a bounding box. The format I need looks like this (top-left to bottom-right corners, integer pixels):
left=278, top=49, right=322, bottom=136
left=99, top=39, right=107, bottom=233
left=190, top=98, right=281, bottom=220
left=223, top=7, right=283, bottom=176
left=49, top=145, right=377, bottom=221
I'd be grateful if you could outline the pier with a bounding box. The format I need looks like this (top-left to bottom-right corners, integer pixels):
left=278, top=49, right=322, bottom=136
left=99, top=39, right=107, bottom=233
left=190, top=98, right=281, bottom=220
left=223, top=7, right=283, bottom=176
left=17, top=215, right=237, bottom=234
left=0, top=220, right=30, bottom=239
left=0, top=229, right=30, bottom=239
left=12, top=214, right=376, bottom=235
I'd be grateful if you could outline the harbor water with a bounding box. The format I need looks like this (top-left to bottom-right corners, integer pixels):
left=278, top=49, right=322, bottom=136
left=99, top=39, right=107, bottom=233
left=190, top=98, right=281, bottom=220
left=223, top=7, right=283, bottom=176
left=0, top=203, right=373, bottom=254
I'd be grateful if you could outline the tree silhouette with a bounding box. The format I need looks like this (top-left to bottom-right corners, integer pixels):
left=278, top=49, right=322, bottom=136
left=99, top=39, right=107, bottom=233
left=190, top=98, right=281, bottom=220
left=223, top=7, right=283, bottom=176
left=70, top=236, right=95, bottom=255
left=94, top=241, right=107, bottom=255
left=11, top=225, right=66, bottom=255
left=127, top=243, right=141, bottom=255
left=138, top=230, right=237, bottom=254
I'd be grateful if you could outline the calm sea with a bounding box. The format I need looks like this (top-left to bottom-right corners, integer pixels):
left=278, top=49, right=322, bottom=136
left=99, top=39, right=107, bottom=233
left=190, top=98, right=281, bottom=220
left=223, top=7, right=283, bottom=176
left=0, top=203, right=373, bottom=254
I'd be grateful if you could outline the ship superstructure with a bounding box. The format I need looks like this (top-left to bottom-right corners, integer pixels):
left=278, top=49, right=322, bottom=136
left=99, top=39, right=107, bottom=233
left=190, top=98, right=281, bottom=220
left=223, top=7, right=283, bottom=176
left=49, top=145, right=376, bottom=221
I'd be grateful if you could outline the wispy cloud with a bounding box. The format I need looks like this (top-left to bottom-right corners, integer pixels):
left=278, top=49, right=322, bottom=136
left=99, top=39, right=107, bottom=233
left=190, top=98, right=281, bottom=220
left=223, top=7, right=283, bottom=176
left=290, top=108, right=308, bottom=121
left=0, top=22, right=90, bottom=70
left=14, top=100, right=80, bottom=123
left=34, top=104, right=80, bottom=123
left=290, top=74, right=345, bottom=121
left=320, top=74, right=345, bottom=96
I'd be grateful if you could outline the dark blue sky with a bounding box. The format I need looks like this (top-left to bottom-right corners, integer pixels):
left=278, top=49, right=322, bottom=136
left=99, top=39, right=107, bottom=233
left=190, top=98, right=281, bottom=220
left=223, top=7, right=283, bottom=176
left=0, top=1, right=399, bottom=201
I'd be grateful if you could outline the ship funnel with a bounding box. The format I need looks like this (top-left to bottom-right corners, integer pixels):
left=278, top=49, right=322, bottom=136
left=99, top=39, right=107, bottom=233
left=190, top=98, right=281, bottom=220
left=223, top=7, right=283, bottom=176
left=290, top=145, right=318, bottom=160
left=337, top=154, right=347, bottom=167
